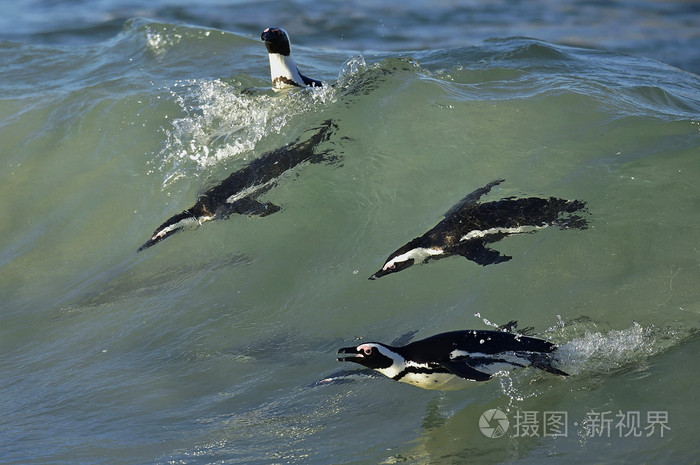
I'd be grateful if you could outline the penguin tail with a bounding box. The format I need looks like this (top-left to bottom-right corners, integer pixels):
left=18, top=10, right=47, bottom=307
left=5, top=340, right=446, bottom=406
left=551, top=198, right=589, bottom=230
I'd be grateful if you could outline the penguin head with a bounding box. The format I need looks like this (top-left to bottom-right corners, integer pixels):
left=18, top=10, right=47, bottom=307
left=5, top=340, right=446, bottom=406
left=337, top=343, right=401, bottom=371
left=261, top=27, right=292, bottom=56
left=369, top=255, right=415, bottom=280
left=369, top=240, right=426, bottom=279
left=370, top=238, right=445, bottom=279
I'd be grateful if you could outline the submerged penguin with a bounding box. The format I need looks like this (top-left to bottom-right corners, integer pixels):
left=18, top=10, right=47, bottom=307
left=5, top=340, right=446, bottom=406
left=337, top=329, right=568, bottom=390
left=138, top=120, right=337, bottom=251
left=261, top=27, right=322, bottom=90
left=370, top=179, right=587, bottom=279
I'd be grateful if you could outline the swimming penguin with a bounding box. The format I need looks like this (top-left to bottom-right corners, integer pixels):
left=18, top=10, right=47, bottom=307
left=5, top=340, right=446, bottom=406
left=369, top=179, right=587, bottom=279
left=337, top=329, right=568, bottom=390
left=138, top=120, right=337, bottom=251
left=261, top=27, right=322, bottom=90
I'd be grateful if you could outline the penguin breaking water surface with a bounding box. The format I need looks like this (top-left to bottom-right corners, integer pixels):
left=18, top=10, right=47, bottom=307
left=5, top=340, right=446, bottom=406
left=261, top=27, right=322, bottom=90
left=370, top=179, right=588, bottom=279
left=338, top=329, right=568, bottom=390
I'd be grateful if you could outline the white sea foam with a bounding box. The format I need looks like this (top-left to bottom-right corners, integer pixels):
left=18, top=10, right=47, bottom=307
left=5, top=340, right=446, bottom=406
left=155, top=78, right=338, bottom=187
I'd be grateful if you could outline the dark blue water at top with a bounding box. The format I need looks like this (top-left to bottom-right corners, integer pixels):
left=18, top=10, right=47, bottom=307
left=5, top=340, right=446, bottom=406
left=1, top=0, right=699, bottom=74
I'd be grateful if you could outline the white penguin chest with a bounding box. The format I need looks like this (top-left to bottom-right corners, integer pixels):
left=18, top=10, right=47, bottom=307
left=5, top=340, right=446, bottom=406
left=267, top=53, right=304, bottom=89
left=399, top=371, right=471, bottom=390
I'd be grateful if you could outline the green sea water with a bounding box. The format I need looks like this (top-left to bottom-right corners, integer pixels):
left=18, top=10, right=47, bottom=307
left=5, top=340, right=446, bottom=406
left=1, top=14, right=700, bottom=465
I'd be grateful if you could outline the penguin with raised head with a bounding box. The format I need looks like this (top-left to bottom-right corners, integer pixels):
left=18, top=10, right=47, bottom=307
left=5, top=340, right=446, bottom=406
left=370, top=179, right=587, bottom=279
left=337, top=329, right=568, bottom=390
left=261, top=27, right=322, bottom=90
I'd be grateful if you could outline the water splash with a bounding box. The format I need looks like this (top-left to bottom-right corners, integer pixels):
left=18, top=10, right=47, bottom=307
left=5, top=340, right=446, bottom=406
left=486, top=317, right=693, bottom=402
left=153, top=78, right=337, bottom=187
left=336, top=55, right=367, bottom=87
left=553, top=321, right=684, bottom=377
left=150, top=54, right=418, bottom=188
left=144, top=27, right=183, bottom=59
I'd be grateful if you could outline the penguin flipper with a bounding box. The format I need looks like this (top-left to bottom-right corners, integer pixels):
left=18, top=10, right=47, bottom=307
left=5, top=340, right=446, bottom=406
left=300, top=72, right=322, bottom=87
left=453, top=241, right=512, bottom=266
left=227, top=196, right=282, bottom=217
left=444, top=178, right=505, bottom=217
left=498, top=320, right=536, bottom=336
left=439, top=361, right=492, bottom=382
left=312, top=368, right=381, bottom=387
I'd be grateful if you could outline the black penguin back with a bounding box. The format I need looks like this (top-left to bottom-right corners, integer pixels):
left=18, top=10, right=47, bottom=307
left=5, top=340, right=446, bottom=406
left=398, top=330, right=556, bottom=363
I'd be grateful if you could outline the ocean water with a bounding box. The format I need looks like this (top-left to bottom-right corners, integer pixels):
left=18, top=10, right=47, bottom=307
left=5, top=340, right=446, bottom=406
left=1, top=1, right=700, bottom=464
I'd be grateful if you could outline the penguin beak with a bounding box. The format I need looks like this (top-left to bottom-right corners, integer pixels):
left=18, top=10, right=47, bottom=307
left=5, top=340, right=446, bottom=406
left=337, top=347, right=363, bottom=362
left=137, top=236, right=162, bottom=252
left=369, top=263, right=396, bottom=280
left=368, top=269, right=388, bottom=280
left=368, top=258, right=414, bottom=280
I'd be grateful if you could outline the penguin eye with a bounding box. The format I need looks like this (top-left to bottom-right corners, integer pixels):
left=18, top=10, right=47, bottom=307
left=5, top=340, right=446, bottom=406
left=362, top=347, right=373, bottom=356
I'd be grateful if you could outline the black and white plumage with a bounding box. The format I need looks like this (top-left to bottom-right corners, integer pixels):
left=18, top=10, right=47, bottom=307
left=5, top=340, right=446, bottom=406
left=261, top=27, right=322, bottom=90
left=337, top=330, right=568, bottom=390
left=138, top=120, right=337, bottom=251
left=370, top=179, right=587, bottom=279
